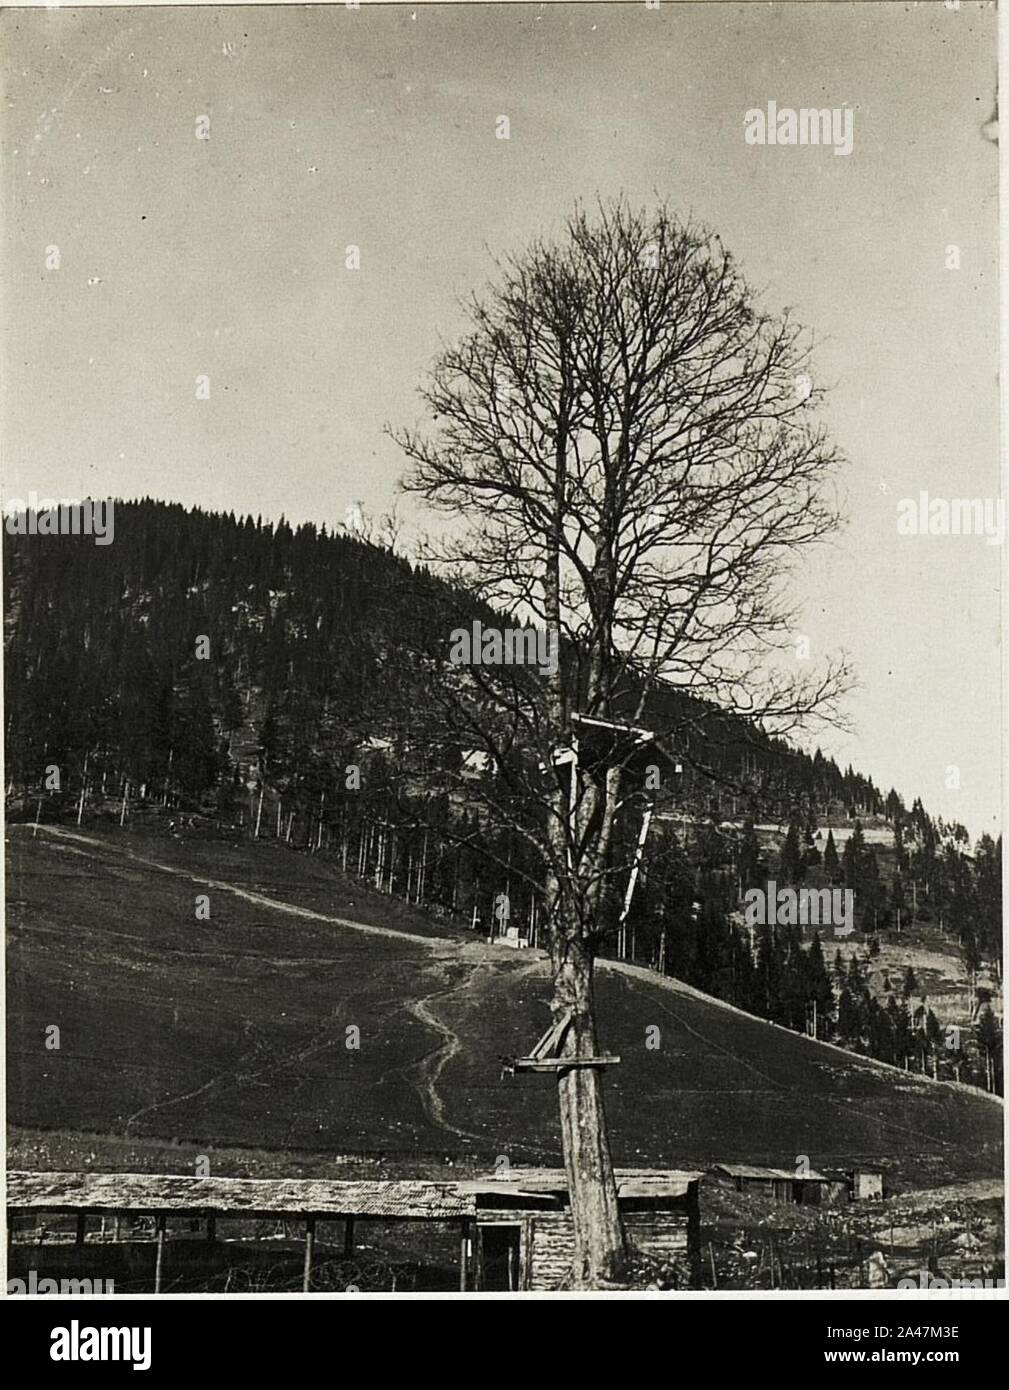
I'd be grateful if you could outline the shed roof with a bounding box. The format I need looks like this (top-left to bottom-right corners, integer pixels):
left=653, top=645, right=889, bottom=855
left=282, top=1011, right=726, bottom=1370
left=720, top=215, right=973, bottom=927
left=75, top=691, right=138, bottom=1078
left=7, top=1168, right=703, bottom=1218
left=6, top=1172, right=474, bottom=1220
left=461, top=1168, right=702, bottom=1201
left=712, top=1163, right=831, bottom=1183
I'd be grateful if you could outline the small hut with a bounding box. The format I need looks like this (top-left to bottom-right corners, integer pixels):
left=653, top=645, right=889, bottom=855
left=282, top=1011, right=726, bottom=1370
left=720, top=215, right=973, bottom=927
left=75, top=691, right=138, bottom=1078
left=463, top=1168, right=702, bottom=1289
left=709, top=1162, right=838, bottom=1206
left=849, top=1167, right=885, bottom=1202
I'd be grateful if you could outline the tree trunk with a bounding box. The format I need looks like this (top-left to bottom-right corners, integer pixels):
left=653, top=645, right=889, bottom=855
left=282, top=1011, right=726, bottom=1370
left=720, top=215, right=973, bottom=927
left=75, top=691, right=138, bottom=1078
left=551, top=931, right=626, bottom=1287
left=537, top=363, right=625, bottom=1287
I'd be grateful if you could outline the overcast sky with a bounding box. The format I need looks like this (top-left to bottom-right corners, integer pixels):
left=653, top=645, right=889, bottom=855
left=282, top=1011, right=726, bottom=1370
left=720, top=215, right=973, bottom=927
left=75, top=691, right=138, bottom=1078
left=1, top=2, right=1000, bottom=835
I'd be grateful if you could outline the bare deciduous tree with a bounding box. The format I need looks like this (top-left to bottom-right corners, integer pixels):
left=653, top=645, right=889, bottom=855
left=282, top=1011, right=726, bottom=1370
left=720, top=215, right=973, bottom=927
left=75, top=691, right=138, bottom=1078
left=394, top=200, right=852, bottom=1287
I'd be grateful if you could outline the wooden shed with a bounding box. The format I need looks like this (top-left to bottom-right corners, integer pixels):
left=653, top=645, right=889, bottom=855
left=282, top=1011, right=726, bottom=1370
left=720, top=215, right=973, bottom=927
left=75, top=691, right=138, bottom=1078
left=709, top=1162, right=841, bottom=1206
left=849, top=1168, right=885, bottom=1202
left=463, top=1168, right=702, bottom=1290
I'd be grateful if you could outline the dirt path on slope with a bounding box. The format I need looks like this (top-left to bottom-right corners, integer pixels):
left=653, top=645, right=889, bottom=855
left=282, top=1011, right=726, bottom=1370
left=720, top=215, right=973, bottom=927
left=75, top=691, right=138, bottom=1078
left=17, top=825, right=553, bottom=1150
left=16, top=824, right=440, bottom=947
left=400, top=949, right=556, bottom=1152
left=403, top=972, right=488, bottom=1144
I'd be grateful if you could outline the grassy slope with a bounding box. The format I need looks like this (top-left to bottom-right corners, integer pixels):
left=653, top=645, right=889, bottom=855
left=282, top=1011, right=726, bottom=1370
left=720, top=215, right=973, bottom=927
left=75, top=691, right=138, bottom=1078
left=6, top=826, right=1002, bottom=1190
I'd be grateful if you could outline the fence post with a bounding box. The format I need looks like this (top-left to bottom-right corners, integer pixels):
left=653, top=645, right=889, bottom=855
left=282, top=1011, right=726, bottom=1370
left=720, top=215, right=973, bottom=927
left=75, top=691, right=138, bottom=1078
left=302, top=1217, right=316, bottom=1292
left=459, top=1220, right=470, bottom=1291
left=154, top=1215, right=166, bottom=1293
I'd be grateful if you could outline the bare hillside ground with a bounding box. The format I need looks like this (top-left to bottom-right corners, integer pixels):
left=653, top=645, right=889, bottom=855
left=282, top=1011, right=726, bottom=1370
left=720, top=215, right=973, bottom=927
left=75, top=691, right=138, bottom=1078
left=6, top=826, right=1002, bottom=1193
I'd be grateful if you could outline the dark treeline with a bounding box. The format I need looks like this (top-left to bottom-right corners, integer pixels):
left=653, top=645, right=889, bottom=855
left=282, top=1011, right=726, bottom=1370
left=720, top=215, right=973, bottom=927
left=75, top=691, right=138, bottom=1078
left=4, top=500, right=1002, bottom=1092
left=4, top=500, right=886, bottom=819
left=595, top=807, right=1002, bottom=1093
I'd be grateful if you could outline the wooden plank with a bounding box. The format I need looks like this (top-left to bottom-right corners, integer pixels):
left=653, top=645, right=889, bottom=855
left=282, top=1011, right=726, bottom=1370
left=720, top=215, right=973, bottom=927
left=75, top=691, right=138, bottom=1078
left=512, top=1055, right=621, bottom=1071
left=616, top=1179, right=694, bottom=1199
left=529, top=1010, right=572, bottom=1059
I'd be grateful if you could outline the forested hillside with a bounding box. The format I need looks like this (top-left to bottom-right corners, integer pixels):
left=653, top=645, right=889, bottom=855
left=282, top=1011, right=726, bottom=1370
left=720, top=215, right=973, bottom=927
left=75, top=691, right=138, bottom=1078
left=3, top=499, right=892, bottom=816
left=4, top=500, right=1002, bottom=1093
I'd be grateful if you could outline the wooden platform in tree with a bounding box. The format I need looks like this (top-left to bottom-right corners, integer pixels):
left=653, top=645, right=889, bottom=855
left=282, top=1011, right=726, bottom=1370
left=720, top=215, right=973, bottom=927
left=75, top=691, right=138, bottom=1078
left=501, top=1007, right=621, bottom=1074
left=509, top=1054, right=621, bottom=1072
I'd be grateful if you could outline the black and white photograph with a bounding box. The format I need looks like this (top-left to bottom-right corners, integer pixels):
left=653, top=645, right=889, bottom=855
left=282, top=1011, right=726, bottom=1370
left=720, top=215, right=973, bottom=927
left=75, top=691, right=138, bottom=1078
left=1, top=0, right=1004, bottom=1325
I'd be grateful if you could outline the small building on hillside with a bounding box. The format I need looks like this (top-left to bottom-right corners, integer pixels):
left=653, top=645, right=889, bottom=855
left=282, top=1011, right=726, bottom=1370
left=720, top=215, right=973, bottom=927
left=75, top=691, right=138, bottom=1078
left=709, top=1163, right=883, bottom=1207
left=849, top=1167, right=885, bottom=1202
left=494, top=923, right=530, bottom=949
left=709, top=1163, right=846, bottom=1207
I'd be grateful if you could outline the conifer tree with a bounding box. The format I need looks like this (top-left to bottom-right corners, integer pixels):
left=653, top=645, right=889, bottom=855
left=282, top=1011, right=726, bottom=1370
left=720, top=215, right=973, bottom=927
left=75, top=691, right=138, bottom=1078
left=779, top=820, right=805, bottom=884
